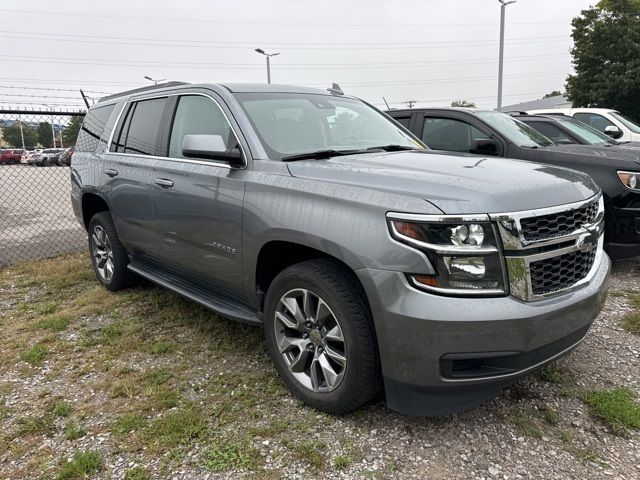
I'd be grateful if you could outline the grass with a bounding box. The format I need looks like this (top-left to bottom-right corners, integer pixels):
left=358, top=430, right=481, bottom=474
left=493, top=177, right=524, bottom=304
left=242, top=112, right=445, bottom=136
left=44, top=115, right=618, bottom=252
left=583, top=387, right=640, bottom=435
left=113, top=412, right=148, bottom=435
left=507, top=413, right=543, bottom=438
left=57, top=450, right=103, bottom=480
left=20, top=344, right=48, bottom=365
left=144, top=407, right=205, bottom=449
left=124, top=467, right=150, bottom=480
left=202, top=439, right=259, bottom=471
left=149, top=341, right=175, bottom=355
left=16, top=414, right=55, bottom=438
left=35, top=315, right=71, bottom=332
left=621, top=311, right=640, bottom=335
left=292, top=440, right=327, bottom=469
left=63, top=421, right=87, bottom=441
left=333, top=455, right=352, bottom=470
left=52, top=401, right=71, bottom=417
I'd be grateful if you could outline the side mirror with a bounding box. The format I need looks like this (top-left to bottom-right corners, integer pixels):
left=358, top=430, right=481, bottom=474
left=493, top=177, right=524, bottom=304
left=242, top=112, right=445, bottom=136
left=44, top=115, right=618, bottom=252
left=604, top=125, right=623, bottom=139
left=182, top=134, right=244, bottom=166
left=470, top=138, right=499, bottom=156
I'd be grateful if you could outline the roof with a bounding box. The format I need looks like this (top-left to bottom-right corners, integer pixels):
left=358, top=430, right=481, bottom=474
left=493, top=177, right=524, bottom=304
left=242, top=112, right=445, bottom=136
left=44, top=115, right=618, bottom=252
left=497, top=95, right=572, bottom=113
left=386, top=107, right=494, bottom=114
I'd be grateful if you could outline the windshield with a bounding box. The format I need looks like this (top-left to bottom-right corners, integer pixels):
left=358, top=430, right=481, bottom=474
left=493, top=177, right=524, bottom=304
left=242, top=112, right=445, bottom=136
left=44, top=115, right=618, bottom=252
left=610, top=111, right=640, bottom=134
left=556, top=117, right=615, bottom=145
left=475, top=112, right=553, bottom=147
left=234, top=92, right=423, bottom=160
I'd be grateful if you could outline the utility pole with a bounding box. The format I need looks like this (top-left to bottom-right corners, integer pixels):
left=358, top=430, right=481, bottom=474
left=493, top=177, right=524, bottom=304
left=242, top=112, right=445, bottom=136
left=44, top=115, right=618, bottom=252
left=402, top=100, right=417, bottom=109
left=254, top=48, right=280, bottom=84
left=43, top=104, right=56, bottom=148
left=18, top=115, right=25, bottom=149
left=497, top=0, right=516, bottom=110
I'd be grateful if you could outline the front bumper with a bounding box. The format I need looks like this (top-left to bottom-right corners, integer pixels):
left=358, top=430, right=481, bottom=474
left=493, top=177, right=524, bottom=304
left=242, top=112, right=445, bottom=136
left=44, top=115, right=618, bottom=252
left=356, top=252, right=611, bottom=416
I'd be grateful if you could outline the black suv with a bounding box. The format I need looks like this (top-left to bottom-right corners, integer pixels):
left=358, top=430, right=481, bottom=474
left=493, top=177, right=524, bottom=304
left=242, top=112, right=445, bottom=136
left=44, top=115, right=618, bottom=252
left=387, top=107, right=640, bottom=260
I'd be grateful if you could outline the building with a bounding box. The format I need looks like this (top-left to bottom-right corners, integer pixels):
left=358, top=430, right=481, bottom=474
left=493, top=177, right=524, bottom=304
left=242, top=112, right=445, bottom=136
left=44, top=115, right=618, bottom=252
left=497, top=95, right=572, bottom=113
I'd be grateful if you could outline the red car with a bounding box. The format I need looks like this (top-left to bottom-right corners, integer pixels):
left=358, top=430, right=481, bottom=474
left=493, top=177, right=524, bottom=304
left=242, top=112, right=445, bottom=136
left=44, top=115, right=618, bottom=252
left=0, top=149, right=24, bottom=165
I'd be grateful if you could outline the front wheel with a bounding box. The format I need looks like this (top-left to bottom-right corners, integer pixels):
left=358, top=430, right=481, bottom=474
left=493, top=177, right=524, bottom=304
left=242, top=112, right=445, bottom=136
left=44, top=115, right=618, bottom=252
left=88, top=211, right=133, bottom=291
left=264, top=259, right=382, bottom=414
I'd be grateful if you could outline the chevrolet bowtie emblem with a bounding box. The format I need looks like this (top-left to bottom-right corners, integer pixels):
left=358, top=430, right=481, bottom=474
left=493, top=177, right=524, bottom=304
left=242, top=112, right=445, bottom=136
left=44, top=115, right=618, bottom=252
left=576, top=226, right=599, bottom=252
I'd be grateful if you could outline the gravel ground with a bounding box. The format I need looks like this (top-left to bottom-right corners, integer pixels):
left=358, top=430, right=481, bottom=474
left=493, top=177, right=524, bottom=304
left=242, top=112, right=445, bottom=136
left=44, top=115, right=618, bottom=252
left=0, top=254, right=638, bottom=480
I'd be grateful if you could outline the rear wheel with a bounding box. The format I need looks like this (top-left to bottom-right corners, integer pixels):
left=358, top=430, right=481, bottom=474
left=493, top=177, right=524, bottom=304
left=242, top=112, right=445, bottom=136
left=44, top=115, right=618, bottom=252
left=88, top=211, right=133, bottom=291
left=264, top=259, right=382, bottom=414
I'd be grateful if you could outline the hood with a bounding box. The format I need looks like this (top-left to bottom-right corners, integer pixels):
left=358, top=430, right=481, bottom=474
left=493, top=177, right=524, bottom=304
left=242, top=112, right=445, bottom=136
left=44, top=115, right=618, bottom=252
left=544, top=143, right=640, bottom=167
left=287, top=150, right=599, bottom=214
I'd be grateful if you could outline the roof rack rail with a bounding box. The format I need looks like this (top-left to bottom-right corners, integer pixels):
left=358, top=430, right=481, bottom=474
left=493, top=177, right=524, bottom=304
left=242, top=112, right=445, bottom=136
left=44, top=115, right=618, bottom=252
left=504, top=111, right=528, bottom=116
left=99, top=81, right=189, bottom=103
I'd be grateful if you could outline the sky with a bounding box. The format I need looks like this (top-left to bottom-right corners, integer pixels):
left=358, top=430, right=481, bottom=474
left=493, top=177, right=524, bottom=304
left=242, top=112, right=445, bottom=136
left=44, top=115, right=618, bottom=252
left=0, top=0, right=596, bottom=111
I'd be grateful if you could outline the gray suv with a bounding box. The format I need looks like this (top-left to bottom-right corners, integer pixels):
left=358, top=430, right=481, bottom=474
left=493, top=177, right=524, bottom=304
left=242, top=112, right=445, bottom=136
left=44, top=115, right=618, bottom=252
left=71, top=82, right=610, bottom=416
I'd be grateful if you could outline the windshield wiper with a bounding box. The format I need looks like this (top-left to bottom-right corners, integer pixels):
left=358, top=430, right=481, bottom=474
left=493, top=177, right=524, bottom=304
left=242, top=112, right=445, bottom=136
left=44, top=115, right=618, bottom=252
left=281, top=149, right=361, bottom=162
left=365, top=144, right=419, bottom=152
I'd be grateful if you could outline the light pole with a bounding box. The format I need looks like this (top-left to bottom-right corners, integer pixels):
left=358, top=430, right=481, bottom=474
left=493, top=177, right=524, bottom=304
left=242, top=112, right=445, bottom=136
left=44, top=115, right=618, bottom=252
left=144, top=76, right=166, bottom=85
left=43, top=104, right=57, bottom=148
left=497, top=0, right=516, bottom=110
left=254, top=48, right=280, bottom=84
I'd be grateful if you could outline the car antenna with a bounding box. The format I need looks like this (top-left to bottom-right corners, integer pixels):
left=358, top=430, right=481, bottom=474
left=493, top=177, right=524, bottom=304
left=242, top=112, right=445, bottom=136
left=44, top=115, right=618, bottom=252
left=383, top=97, right=390, bottom=109
left=327, top=83, right=344, bottom=95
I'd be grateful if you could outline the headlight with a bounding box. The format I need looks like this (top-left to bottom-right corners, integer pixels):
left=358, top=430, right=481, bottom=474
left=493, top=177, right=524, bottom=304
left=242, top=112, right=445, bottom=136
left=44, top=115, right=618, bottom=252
left=618, top=171, right=639, bottom=191
left=389, top=217, right=506, bottom=295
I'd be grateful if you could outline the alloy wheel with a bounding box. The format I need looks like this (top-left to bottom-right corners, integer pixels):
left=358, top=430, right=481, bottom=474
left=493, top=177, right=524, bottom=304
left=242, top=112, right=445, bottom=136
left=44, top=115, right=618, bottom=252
left=91, top=225, right=114, bottom=282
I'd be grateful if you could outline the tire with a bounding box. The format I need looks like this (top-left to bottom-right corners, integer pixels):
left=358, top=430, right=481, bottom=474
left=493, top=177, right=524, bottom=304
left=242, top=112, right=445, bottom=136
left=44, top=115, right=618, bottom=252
left=88, top=211, right=133, bottom=291
left=264, top=259, right=382, bottom=414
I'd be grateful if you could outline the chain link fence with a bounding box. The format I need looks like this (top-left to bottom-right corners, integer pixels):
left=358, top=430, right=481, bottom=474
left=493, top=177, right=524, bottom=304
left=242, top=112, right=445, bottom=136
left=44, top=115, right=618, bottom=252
left=0, top=109, right=86, bottom=266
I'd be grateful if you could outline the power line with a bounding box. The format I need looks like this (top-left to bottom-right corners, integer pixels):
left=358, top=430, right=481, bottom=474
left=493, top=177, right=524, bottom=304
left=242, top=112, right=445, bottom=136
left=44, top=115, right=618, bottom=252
left=0, top=85, right=111, bottom=94
left=0, top=32, right=569, bottom=50
left=0, top=9, right=570, bottom=28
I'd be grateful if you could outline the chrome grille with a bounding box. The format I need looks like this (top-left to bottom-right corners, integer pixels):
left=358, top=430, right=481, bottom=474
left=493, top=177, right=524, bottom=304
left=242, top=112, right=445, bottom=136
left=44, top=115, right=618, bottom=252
left=530, top=249, right=597, bottom=295
left=519, top=199, right=599, bottom=242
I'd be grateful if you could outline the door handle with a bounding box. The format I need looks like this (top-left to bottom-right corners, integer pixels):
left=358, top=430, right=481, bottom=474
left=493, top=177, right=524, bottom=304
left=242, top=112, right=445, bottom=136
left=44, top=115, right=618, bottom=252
left=154, top=178, right=174, bottom=188
left=104, top=168, right=118, bottom=177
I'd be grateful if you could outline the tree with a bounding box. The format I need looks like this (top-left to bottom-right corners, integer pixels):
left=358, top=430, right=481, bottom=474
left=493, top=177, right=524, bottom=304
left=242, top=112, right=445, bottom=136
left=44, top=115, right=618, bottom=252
left=62, top=115, right=83, bottom=146
left=543, top=91, right=563, bottom=98
left=566, top=0, right=640, bottom=121
left=36, top=122, right=54, bottom=148
left=451, top=100, right=476, bottom=108
left=1, top=122, right=38, bottom=149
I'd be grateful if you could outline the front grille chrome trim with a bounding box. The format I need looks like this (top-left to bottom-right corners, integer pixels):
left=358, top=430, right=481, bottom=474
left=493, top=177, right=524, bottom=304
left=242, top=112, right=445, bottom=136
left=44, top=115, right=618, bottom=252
left=495, top=193, right=605, bottom=302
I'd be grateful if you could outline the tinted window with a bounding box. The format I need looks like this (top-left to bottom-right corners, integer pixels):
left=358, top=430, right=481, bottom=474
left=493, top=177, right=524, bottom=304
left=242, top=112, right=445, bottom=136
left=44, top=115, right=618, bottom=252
left=393, top=116, right=411, bottom=128
left=421, top=117, right=489, bottom=152
left=110, top=103, right=133, bottom=153
left=526, top=122, right=574, bottom=144
left=573, top=113, right=615, bottom=132
left=168, top=95, right=232, bottom=159
left=475, top=112, right=553, bottom=147
left=124, top=98, right=167, bottom=156
left=76, top=104, right=115, bottom=152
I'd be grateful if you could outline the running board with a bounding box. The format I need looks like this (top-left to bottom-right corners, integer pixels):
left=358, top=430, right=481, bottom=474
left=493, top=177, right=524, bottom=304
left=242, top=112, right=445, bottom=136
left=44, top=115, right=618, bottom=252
left=127, top=263, right=261, bottom=326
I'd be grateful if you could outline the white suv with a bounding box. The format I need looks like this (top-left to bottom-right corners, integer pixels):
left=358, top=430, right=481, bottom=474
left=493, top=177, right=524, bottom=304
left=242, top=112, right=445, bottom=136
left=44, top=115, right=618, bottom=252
left=527, top=108, right=640, bottom=143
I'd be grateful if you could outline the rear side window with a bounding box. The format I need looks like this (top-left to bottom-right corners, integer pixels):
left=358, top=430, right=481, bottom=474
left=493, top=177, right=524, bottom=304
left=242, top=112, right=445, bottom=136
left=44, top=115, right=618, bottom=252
left=123, top=98, right=168, bottom=156
left=573, top=113, right=615, bottom=132
left=76, top=104, right=116, bottom=152
left=168, top=95, right=232, bottom=159
left=393, top=116, right=411, bottom=128
left=526, top=121, right=574, bottom=144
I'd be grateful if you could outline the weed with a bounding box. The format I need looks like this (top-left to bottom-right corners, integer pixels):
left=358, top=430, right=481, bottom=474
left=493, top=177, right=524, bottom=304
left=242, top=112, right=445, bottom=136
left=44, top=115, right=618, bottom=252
left=508, top=413, right=543, bottom=438
left=21, top=344, right=48, bottom=365
left=334, top=455, right=351, bottom=470
left=113, top=412, right=147, bottom=435
left=63, top=421, right=87, bottom=441
left=559, top=429, right=573, bottom=443
left=150, top=341, right=175, bottom=355
left=622, top=311, right=640, bottom=335
left=294, top=440, right=327, bottom=469
left=202, top=440, right=258, bottom=471
left=145, top=407, right=205, bottom=449
left=16, top=414, right=55, bottom=437
left=539, top=365, right=572, bottom=385
left=144, top=369, right=172, bottom=385
left=58, top=450, right=102, bottom=479
left=583, top=387, right=640, bottom=435
left=542, top=407, right=559, bottom=425
left=53, top=401, right=71, bottom=417
left=124, top=467, right=150, bottom=480
left=574, top=448, right=609, bottom=468
left=35, top=315, right=71, bottom=332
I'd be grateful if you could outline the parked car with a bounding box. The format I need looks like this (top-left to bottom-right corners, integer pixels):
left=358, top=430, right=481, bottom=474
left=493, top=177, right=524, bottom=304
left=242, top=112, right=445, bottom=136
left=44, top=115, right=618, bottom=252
left=512, top=113, right=640, bottom=148
left=41, top=148, right=65, bottom=166
left=0, top=148, right=24, bottom=164
left=387, top=107, right=640, bottom=261
left=527, top=108, right=640, bottom=143
left=20, top=150, right=31, bottom=163
left=72, top=82, right=610, bottom=416
left=58, top=146, right=75, bottom=166
left=28, top=149, right=45, bottom=166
